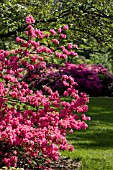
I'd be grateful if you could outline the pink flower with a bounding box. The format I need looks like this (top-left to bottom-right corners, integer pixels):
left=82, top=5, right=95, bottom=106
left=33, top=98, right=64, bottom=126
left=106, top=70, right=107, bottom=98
left=55, top=52, right=62, bottom=58
left=26, top=15, right=35, bottom=24
left=68, top=43, right=73, bottom=49
left=13, top=150, right=18, bottom=155
left=69, top=145, right=74, bottom=152
left=87, top=117, right=91, bottom=121
left=9, top=91, right=18, bottom=98
left=16, top=37, right=21, bottom=43
left=60, top=144, right=67, bottom=150
left=60, top=34, right=66, bottom=39
left=10, top=155, right=18, bottom=163
left=73, top=44, right=78, bottom=49
left=27, top=64, right=34, bottom=71
left=81, top=122, right=88, bottom=129
left=45, top=33, right=50, bottom=38
left=49, top=29, right=56, bottom=36
left=5, top=50, right=9, bottom=56
left=69, top=51, right=78, bottom=56
left=63, top=91, right=69, bottom=96
left=82, top=114, right=87, bottom=121
left=0, top=52, right=4, bottom=59
left=52, top=39, right=59, bottom=45
left=77, top=105, right=88, bottom=113
left=61, top=54, right=67, bottom=59
left=62, top=75, right=68, bottom=79
left=3, top=158, right=9, bottom=164
left=63, top=81, right=69, bottom=87
left=62, top=48, right=69, bottom=55
left=69, top=129, right=73, bottom=134
left=63, top=25, right=69, bottom=30
left=58, top=27, right=62, bottom=33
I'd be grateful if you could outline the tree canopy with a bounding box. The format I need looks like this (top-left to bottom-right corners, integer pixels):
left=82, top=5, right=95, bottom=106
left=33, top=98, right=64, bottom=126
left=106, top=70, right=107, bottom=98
left=0, top=0, right=113, bottom=56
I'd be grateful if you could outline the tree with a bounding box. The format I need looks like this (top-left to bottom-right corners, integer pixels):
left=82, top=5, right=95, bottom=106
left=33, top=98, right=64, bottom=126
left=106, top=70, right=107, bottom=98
left=0, top=0, right=52, bottom=49
left=0, top=0, right=113, bottom=56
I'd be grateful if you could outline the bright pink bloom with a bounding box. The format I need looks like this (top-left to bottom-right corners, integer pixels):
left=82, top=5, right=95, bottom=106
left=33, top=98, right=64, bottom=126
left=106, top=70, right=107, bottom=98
left=16, top=37, right=21, bottom=43
left=60, top=34, right=66, bottom=39
left=73, top=44, right=78, bottom=49
left=68, top=43, right=73, bottom=49
left=63, top=81, right=69, bottom=87
left=69, top=145, right=74, bottom=152
left=52, top=39, right=59, bottom=45
left=26, top=15, right=35, bottom=24
left=49, top=29, right=56, bottom=36
left=63, top=25, right=69, bottom=30
left=58, top=27, right=62, bottom=33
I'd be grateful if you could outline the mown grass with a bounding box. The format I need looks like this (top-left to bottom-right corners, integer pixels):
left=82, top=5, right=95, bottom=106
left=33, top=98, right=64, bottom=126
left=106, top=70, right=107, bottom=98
left=61, top=97, right=113, bottom=170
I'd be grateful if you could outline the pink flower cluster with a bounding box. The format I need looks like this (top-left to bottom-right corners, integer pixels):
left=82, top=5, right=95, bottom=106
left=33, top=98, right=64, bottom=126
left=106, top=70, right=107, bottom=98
left=0, top=15, right=91, bottom=169
left=26, top=15, right=35, bottom=24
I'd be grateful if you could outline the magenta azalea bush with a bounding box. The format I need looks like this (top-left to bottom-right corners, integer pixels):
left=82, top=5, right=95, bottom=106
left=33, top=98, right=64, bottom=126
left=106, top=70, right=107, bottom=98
left=33, top=63, right=113, bottom=96
left=0, top=15, right=91, bottom=169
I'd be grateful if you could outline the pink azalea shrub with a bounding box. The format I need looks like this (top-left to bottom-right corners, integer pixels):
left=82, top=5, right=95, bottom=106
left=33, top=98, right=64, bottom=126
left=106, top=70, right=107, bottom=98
left=0, top=15, right=91, bottom=169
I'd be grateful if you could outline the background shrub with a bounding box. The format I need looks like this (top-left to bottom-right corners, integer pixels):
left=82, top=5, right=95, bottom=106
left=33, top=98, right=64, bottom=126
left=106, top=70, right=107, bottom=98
left=31, top=63, right=113, bottom=96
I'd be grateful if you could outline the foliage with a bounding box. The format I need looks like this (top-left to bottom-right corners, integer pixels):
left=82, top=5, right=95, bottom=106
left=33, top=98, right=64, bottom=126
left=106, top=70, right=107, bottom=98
left=0, top=0, right=113, bottom=73
left=0, top=0, right=113, bottom=55
left=0, top=16, right=91, bottom=169
left=0, top=0, right=52, bottom=49
left=1, top=0, right=113, bottom=72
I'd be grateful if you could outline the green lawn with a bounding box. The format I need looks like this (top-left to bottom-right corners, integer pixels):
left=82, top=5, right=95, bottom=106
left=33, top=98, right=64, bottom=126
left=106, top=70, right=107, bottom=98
left=61, top=97, right=113, bottom=170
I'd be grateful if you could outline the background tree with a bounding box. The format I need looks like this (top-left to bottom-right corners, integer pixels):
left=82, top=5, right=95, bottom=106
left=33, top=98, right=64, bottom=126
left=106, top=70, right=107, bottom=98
left=0, top=0, right=113, bottom=70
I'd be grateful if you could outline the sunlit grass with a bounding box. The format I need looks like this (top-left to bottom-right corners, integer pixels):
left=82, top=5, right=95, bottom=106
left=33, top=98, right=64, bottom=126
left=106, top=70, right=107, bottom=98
left=61, top=97, right=113, bottom=170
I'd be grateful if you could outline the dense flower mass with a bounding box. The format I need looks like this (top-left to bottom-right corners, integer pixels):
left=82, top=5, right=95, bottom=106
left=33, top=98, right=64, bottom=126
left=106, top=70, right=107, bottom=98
left=0, top=15, right=91, bottom=169
left=33, top=63, right=113, bottom=96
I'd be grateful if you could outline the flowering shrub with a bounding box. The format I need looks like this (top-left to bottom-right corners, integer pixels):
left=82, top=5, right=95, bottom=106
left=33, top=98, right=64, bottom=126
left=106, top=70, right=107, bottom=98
left=64, top=63, right=113, bottom=96
left=0, top=15, right=91, bottom=169
left=34, top=63, right=113, bottom=96
left=88, top=64, right=113, bottom=96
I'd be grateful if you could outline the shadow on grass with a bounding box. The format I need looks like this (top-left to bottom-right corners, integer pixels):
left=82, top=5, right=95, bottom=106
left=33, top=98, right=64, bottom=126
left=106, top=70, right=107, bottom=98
left=66, top=98, right=113, bottom=149
left=67, top=128, right=113, bottom=149
left=87, top=97, right=113, bottom=124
